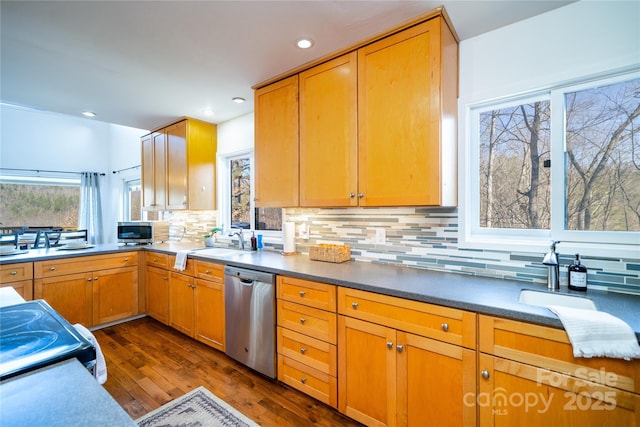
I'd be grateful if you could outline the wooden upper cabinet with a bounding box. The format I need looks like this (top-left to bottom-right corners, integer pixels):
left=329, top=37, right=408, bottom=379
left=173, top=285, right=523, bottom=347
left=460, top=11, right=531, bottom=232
left=141, top=118, right=216, bottom=211
left=254, top=75, right=299, bottom=207
left=299, top=52, right=358, bottom=207
left=358, top=17, right=457, bottom=207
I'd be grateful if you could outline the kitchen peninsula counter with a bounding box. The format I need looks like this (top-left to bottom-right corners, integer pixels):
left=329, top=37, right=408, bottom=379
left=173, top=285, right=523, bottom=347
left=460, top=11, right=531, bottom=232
left=2, top=243, right=639, bottom=340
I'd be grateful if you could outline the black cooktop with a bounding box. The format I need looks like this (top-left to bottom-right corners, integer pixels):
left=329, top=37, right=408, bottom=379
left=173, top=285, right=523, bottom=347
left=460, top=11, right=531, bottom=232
left=0, top=300, right=96, bottom=380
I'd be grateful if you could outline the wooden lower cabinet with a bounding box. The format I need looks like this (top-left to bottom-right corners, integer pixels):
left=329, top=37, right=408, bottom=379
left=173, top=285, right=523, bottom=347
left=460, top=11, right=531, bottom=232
left=167, top=260, right=225, bottom=351
left=338, top=315, right=476, bottom=427
left=146, top=265, right=169, bottom=324
left=0, top=262, right=33, bottom=300
left=478, top=315, right=640, bottom=426
left=34, top=253, right=138, bottom=327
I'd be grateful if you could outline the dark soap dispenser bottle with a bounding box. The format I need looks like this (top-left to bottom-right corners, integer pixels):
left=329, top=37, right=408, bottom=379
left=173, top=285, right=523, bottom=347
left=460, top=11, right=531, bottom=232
left=250, top=231, right=257, bottom=251
left=568, top=253, right=587, bottom=291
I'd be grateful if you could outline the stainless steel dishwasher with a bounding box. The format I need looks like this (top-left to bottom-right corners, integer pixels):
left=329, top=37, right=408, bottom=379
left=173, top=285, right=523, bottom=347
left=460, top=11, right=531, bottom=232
left=224, top=266, right=276, bottom=378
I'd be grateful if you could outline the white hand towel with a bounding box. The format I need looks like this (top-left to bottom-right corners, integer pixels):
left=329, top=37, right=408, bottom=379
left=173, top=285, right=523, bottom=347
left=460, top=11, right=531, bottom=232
left=174, top=250, right=189, bottom=271
left=73, top=323, right=107, bottom=384
left=547, top=305, right=640, bottom=360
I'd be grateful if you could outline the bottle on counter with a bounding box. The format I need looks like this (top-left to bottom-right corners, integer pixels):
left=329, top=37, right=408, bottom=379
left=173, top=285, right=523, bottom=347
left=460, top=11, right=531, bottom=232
left=257, top=234, right=263, bottom=251
left=250, top=231, right=257, bottom=251
left=568, top=253, right=588, bottom=291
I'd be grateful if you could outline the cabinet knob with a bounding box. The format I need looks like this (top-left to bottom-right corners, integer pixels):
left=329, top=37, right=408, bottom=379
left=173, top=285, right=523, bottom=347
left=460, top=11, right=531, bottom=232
left=300, top=347, right=307, bottom=354
left=300, top=377, right=307, bottom=384
left=153, top=258, right=158, bottom=262
left=386, top=341, right=393, bottom=349
left=205, top=270, right=211, bottom=274
left=351, top=302, right=359, bottom=309
left=357, top=193, right=364, bottom=198
left=49, top=266, right=56, bottom=271
left=481, top=370, right=490, bottom=380
left=164, top=276, right=168, bottom=280
left=396, top=344, right=404, bottom=352
left=349, top=193, right=355, bottom=198
left=87, top=277, right=92, bottom=282
left=441, top=323, right=449, bottom=332
left=10, top=271, right=17, bottom=276
left=299, top=290, right=306, bottom=297
left=124, top=258, right=129, bottom=262
left=300, top=318, right=306, bottom=324
left=94, top=277, right=98, bottom=281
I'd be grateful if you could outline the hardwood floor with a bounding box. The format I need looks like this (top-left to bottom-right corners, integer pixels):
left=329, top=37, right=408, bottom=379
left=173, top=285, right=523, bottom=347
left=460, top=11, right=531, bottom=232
left=94, top=317, right=362, bottom=426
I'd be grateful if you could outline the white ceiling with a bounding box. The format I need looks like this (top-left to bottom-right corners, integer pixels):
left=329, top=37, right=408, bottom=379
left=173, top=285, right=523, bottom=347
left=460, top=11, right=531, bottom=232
left=1, top=1, right=574, bottom=131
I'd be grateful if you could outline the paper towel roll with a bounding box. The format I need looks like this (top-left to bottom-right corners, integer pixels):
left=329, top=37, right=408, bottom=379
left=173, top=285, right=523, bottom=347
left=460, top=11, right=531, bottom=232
left=283, top=221, right=296, bottom=254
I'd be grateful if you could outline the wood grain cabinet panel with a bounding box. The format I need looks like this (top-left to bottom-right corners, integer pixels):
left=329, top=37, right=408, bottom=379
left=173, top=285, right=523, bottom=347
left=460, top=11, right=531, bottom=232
left=0, top=262, right=33, bottom=300
left=478, top=315, right=640, bottom=425
left=254, top=75, right=299, bottom=207
left=146, top=265, right=169, bottom=324
left=277, top=275, right=336, bottom=311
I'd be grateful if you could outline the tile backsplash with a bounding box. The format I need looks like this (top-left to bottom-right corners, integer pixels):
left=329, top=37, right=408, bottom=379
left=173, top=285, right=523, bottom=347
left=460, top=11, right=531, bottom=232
left=165, top=207, right=640, bottom=295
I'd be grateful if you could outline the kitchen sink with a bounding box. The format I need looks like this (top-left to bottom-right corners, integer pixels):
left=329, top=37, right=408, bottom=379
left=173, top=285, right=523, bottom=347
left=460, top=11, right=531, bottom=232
left=193, top=247, right=247, bottom=258
left=518, top=289, right=597, bottom=310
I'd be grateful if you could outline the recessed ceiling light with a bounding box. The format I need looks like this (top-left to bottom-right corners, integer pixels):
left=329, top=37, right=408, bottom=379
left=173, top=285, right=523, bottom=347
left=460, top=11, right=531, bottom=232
left=82, top=111, right=96, bottom=117
left=232, top=97, right=246, bottom=104
left=296, top=38, right=314, bottom=49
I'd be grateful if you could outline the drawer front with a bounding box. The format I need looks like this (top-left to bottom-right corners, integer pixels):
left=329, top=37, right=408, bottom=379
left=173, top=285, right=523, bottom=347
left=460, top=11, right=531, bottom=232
left=1, top=280, right=33, bottom=300
left=0, top=262, right=33, bottom=281
left=277, top=276, right=336, bottom=311
left=338, top=287, right=476, bottom=348
left=277, top=300, right=337, bottom=344
left=479, top=315, right=640, bottom=394
left=277, top=326, right=336, bottom=376
left=193, top=260, right=224, bottom=283
left=35, top=252, right=138, bottom=278
left=168, top=255, right=194, bottom=276
left=146, top=252, right=169, bottom=269
left=278, top=355, right=337, bottom=408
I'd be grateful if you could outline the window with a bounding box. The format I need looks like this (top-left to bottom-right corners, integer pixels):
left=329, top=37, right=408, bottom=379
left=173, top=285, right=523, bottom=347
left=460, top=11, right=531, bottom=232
left=463, top=72, right=640, bottom=255
left=124, top=179, right=141, bottom=221
left=0, top=175, right=80, bottom=228
left=221, top=151, right=281, bottom=232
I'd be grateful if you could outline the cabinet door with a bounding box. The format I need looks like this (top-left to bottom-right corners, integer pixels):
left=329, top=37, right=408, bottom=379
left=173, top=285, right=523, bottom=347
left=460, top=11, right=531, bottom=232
left=92, top=266, right=138, bottom=325
left=169, top=272, right=194, bottom=336
left=185, top=119, right=217, bottom=210
left=478, top=353, right=640, bottom=426
left=146, top=266, right=169, bottom=324
left=299, top=52, right=358, bottom=207
left=254, top=75, right=299, bottom=207
left=34, top=273, right=92, bottom=326
left=166, top=120, right=188, bottom=210
left=358, top=19, right=442, bottom=206
left=151, top=131, right=167, bottom=209
left=397, top=332, right=476, bottom=427
left=338, top=315, right=396, bottom=427
left=194, top=278, right=224, bottom=351
left=141, top=134, right=155, bottom=209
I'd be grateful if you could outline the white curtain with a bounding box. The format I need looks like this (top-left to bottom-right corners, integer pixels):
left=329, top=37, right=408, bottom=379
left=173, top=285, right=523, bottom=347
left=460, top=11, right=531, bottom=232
left=79, top=172, right=104, bottom=244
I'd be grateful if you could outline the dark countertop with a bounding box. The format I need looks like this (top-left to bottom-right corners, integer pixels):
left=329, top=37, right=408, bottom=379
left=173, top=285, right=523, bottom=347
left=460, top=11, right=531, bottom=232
left=3, top=243, right=639, bottom=341
left=0, top=358, right=136, bottom=426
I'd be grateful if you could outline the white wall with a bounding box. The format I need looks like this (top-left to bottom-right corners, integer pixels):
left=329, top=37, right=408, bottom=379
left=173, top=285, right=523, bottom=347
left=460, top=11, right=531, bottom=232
left=0, top=104, right=147, bottom=242
left=216, top=112, right=254, bottom=155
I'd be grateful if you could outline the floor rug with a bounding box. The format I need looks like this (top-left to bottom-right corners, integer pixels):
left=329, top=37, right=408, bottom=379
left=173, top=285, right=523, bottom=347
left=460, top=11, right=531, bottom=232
left=136, top=386, right=259, bottom=427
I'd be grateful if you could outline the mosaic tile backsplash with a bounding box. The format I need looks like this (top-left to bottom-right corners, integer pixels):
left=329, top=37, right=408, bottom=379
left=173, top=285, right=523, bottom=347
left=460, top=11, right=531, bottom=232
left=165, top=207, right=640, bottom=296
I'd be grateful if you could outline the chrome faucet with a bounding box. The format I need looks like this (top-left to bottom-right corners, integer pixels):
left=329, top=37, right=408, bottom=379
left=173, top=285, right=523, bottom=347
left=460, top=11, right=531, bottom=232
left=543, top=241, right=560, bottom=291
left=229, top=229, right=245, bottom=250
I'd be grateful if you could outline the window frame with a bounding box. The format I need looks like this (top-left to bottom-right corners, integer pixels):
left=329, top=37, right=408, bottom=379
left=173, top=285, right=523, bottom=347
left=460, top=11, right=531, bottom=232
left=217, top=149, right=282, bottom=238
left=460, top=70, right=640, bottom=258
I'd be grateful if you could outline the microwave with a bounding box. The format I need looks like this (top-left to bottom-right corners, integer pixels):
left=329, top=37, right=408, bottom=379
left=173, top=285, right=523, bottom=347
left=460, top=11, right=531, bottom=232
left=117, top=221, right=169, bottom=244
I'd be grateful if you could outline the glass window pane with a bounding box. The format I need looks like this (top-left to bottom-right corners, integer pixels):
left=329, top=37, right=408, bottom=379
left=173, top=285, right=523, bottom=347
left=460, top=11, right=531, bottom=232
left=0, top=182, right=80, bottom=228
left=565, top=78, right=640, bottom=232
left=230, top=158, right=251, bottom=229
left=126, top=180, right=141, bottom=221
left=478, top=100, right=551, bottom=229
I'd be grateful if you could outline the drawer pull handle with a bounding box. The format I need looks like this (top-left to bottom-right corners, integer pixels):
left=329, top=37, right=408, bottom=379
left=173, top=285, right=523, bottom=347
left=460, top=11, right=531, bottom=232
left=299, top=290, right=306, bottom=297
left=441, top=323, right=449, bottom=332
left=153, top=258, right=158, bottom=262
left=351, top=302, right=359, bottom=309
left=205, top=270, right=211, bottom=274
left=386, top=341, right=393, bottom=349
left=300, top=347, right=307, bottom=354
left=300, top=377, right=307, bottom=384
left=49, top=267, right=56, bottom=271
left=481, top=370, right=490, bottom=380
left=124, top=258, right=129, bottom=262
left=10, top=271, right=17, bottom=276
left=396, top=344, right=404, bottom=352
left=300, top=318, right=306, bottom=324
